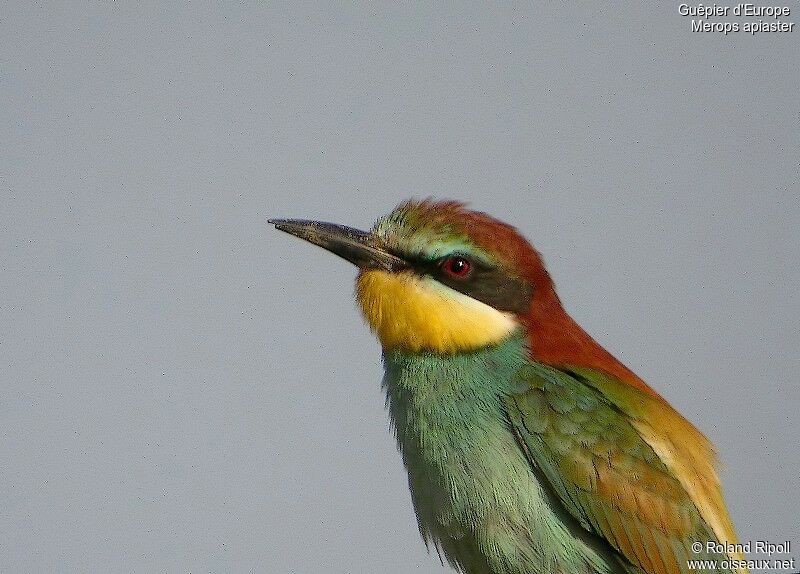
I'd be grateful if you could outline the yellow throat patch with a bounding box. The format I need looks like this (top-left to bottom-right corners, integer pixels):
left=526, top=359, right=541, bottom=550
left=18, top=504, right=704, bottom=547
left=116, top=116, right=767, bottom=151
left=356, top=270, right=518, bottom=354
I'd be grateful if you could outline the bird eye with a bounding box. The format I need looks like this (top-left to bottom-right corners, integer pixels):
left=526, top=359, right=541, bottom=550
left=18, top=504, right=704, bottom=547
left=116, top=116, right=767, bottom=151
left=441, top=256, right=472, bottom=278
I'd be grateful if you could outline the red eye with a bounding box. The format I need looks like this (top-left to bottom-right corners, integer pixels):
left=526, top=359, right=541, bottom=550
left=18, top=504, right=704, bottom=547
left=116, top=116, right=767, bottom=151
left=441, top=256, right=472, bottom=278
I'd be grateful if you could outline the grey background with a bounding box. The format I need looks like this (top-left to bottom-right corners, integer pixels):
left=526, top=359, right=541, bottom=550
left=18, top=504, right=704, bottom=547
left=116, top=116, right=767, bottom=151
left=2, top=3, right=798, bottom=573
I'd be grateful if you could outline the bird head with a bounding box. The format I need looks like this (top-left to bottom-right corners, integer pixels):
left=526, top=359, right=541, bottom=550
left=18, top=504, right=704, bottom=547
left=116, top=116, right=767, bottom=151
left=271, top=199, right=562, bottom=354
left=272, top=199, right=660, bottom=402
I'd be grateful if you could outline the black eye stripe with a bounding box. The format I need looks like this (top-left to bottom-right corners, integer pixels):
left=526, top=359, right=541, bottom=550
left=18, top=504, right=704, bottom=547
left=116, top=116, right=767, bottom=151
left=396, top=253, right=532, bottom=314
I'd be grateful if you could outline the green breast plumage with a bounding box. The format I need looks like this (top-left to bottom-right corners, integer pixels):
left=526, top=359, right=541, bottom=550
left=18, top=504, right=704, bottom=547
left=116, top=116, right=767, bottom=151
left=381, top=330, right=739, bottom=574
left=382, top=331, right=625, bottom=574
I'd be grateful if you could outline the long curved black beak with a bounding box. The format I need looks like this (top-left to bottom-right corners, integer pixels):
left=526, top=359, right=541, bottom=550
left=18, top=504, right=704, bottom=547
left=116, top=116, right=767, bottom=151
left=269, top=219, right=408, bottom=272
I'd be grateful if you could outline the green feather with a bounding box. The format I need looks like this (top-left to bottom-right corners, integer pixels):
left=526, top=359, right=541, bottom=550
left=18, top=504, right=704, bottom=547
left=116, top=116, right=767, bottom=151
left=383, top=331, right=623, bottom=574
left=383, top=331, right=739, bottom=574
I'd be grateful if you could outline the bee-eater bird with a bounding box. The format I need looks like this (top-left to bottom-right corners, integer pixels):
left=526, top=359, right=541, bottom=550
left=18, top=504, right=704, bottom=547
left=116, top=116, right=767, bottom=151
left=270, top=200, right=746, bottom=574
